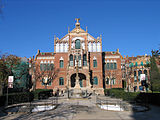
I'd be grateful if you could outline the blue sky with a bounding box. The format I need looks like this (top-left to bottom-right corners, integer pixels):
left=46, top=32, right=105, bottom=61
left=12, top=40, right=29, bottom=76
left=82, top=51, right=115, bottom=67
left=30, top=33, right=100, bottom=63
left=0, top=0, right=160, bottom=58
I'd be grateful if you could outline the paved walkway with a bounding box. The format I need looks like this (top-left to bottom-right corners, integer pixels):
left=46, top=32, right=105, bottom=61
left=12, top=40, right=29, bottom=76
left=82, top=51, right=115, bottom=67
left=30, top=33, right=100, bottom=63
left=1, top=96, right=160, bottom=120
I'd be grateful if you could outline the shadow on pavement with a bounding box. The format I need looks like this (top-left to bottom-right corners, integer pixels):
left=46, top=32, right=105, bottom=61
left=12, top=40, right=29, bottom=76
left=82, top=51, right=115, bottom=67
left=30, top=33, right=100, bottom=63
left=130, top=105, right=160, bottom=120
left=13, top=104, right=94, bottom=120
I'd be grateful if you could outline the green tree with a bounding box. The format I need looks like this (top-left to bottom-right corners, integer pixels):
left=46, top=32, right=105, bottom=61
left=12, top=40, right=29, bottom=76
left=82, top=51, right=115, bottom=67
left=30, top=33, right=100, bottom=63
left=13, top=60, right=32, bottom=90
left=0, top=53, right=19, bottom=95
left=150, top=49, right=160, bottom=92
left=0, top=53, right=31, bottom=95
left=0, top=58, right=9, bottom=95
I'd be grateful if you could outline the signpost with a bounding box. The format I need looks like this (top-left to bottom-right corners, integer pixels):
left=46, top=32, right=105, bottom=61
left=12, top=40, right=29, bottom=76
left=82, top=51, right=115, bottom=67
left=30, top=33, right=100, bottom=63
left=6, top=76, right=14, bottom=106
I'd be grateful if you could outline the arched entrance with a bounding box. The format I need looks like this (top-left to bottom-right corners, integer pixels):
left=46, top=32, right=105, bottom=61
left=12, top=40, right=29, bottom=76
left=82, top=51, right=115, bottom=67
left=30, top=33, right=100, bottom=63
left=70, top=73, right=86, bottom=88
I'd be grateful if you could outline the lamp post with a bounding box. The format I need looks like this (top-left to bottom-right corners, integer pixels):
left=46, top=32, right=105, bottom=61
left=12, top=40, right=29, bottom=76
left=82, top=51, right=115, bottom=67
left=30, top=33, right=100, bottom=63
left=110, top=78, right=113, bottom=89
left=125, top=63, right=133, bottom=92
left=128, top=63, right=134, bottom=92
left=30, top=60, right=36, bottom=91
left=67, top=63, right=70, bottom=99
left=43, top=76, right=48, bottom=89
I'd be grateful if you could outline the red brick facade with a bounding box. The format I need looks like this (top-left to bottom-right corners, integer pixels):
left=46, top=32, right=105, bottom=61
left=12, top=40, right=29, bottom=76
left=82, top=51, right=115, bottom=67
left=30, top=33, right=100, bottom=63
left=29, top=20, right=123, bottom=94
left=104, top=51, right=122, bottom=89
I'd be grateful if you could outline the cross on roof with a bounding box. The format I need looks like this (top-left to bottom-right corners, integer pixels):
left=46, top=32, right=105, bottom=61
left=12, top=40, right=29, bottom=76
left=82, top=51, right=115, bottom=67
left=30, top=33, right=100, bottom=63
left=75, top=18, right=80, bottom=23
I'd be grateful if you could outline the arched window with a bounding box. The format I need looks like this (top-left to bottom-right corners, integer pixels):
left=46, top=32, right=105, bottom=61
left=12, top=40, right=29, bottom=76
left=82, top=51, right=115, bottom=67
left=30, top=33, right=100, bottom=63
left=59, top=77, right=64, bottom=85
left=110, top=63, right=114, bottom=69
left=69, top=54, right=73, bottom=66
left=93, top=77, right=98, bottom=85
left=144, top=70, right=148, bottom=80
left=43, top=64, right=47, bottom=71
left=112, top=78, right=116, bottom=85
left=135, top=62, right=138, bottom=67
left=50, top=64, right=54, bottom=70
left=138, top=70, right=142, bottom=81
left=106, top=63, right=110, bottom=70
left=75, top=39, right=81, bottom=49
left=60, top=60, right=64, bottom=68
left=93, top=60, right=97, bottom=67
left=134, top=71, right=137, bottom=82
left=40, top=64, right=43, bottom=71
left=114, top=63, right=117, bottom=69
left=83, top=54, right=87, bottom=66
left=46, top=63, right=50, bottom=71
left=78, top=55, right=81, bottom=67
left=74, top=55, right=77, bottom=66
left=141, top=61, right=144, bottom=66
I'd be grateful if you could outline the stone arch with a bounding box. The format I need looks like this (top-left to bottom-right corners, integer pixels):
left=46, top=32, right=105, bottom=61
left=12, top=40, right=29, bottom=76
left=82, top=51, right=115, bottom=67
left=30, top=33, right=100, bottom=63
left=70, top=73, right=86, bottom=88
left=72, top=37, right=85, bottom=41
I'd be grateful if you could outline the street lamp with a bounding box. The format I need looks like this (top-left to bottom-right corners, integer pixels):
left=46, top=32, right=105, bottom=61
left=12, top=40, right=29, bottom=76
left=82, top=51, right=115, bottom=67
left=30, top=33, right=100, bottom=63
left=42, top=76, right=52, bottom=89
left=128, top=63, right=134, bottom=92
left=125, top=63, right=133, bottom=92
left=67, top=63, right=70, bottom=99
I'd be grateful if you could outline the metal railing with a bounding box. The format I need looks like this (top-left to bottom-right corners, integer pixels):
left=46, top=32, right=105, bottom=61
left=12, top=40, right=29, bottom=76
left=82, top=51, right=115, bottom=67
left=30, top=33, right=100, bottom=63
left=5, top=96, right=59, bottom=114
left=96, top=96, right=149, bottom=111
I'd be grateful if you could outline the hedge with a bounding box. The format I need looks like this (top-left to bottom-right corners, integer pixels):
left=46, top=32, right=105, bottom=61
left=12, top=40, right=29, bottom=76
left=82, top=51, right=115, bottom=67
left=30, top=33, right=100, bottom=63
left=0, top=92, right=34, bottom=106
left=0, top=89, right=53, bottom=107
left=105, top=89, right=160, bottom=105
left=104, top=88, right=140, bottom=101
left=32, top=89, right=53, bottom=100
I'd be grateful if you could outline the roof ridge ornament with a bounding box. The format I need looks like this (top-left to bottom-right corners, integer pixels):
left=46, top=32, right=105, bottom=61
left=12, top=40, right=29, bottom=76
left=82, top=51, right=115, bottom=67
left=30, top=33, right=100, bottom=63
left=75, top=18, right=80, bottom=28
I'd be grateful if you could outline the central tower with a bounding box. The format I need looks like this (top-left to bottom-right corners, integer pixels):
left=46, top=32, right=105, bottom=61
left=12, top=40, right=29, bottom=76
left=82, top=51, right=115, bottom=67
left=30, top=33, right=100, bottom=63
left=53, top=18, right=103, bottom=94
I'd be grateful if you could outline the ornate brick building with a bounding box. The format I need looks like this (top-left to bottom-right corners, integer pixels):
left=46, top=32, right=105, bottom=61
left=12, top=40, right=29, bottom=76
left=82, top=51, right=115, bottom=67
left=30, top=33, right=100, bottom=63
left=29, top=19, right=122, bottom=94
left=104, top=50, right=122, bottom=89
left=122, top=55, right=150, bottom=92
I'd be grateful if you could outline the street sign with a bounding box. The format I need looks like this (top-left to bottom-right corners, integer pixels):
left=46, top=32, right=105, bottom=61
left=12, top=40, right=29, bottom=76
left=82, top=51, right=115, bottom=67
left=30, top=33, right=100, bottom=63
left=8, top=82, right=13, bottom=88
left=8, top=76, right=14, bottom=83
left=8, top=76, right=14, bottom=88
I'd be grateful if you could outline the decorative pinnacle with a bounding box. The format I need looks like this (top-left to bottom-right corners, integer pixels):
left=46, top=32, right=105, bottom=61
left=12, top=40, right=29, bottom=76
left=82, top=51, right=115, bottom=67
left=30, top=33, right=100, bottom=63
left=86, top=26, right=88, bottom=32
left=75, top=18, right=80, bottom=23
left=75, top=18, right=80, bottom=28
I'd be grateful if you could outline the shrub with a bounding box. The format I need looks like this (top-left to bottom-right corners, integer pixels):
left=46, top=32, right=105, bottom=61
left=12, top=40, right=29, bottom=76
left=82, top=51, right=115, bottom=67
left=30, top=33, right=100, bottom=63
left=104, top=88, right=139, bottom=101
left=0, top=92, right=34, bottom=106
left=32, top=89, right=53, bottom=100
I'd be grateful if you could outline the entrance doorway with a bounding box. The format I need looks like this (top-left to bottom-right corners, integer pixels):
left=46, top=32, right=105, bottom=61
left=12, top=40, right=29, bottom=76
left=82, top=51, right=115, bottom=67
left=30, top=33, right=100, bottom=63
left=70, top=73, right=86, bottom=88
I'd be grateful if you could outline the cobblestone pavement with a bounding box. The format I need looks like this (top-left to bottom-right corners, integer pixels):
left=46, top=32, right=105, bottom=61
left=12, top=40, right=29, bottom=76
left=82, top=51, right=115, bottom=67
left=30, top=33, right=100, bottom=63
left=1, top=96, right=160, bottom=120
